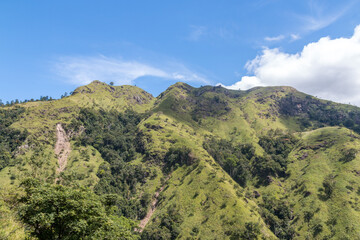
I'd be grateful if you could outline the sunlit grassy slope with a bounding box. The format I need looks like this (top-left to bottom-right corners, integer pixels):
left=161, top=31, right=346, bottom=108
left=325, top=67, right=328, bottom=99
left=3, top=80, right=360, bottom=239
left=142, top=82, right=360, bottom=239
left=284, top=127, right=360, bottom=239
left=0, top=81, right=155, bottom=239
left=138, top=113, right=276, bottom=239
left=0, top=81, right=154, bottom=183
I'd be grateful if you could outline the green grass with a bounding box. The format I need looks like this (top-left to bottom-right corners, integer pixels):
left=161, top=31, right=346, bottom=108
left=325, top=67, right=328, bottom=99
left=283, top=127, right=360, bottom=239
left=0, top=199, right=27, bottom=240
left=139, top=111, right=275, bottom=239
left=61, top=143, right=104, bottom=188
left=4, top=82, right=360, bottom=239
left=135, top=83, right=360, bottom=239
left=10, top=81, right=155, bottom=144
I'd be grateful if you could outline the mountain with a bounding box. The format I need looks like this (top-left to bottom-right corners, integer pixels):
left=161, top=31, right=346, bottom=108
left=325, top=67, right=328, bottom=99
left=1, top=81, right=360, bottom=239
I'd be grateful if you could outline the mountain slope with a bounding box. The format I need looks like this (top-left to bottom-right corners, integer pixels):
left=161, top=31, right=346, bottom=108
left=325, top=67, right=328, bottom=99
left=2, top=81, right=360, bottom=239
left=142, top=82, right=360, bottom=239
left=285, top=127, right=360, bottom=239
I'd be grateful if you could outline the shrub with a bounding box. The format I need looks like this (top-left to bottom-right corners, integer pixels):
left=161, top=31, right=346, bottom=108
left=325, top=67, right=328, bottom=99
left=164, top=146, right=196, bottom=173
left=322, top=175, right=336, bottom=200
left=339, top=148, right=357, bottom=163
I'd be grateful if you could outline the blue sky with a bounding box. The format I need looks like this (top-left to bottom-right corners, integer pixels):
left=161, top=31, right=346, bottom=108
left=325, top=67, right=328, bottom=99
left=1, top=0, right=360, bottom=104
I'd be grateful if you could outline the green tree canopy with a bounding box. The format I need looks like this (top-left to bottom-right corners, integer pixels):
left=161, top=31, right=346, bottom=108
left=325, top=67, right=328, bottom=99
left=18, top=178, right=138, bottom=240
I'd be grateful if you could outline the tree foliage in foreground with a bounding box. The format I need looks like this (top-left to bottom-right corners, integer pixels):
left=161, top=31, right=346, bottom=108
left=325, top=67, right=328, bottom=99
left=18, top=178, right=139, bottom=240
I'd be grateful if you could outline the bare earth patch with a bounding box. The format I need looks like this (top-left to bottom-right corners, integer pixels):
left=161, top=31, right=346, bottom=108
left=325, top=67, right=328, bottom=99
left=55, top=123, right=71, bottom=178
left=138, top=177, right=170, bottom=232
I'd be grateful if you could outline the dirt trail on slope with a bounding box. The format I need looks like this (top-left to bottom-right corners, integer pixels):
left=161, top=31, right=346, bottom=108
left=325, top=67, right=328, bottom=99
left=138, top=178, right=169, bottom=232
left=55, top=123, right=71, bottom=176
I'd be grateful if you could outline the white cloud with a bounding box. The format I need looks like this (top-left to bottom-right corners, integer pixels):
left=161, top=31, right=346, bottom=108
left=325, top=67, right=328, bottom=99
left=264, top=35, right=285, bottom=42
left=221, top=25, right=360, bottom=106
left=290, top=34, right=301, bottom=41
left=218, top=76, right=262, bottom=90
left=297, top=1, right=351, bottom=32
left=261, top=2, right=351, bottom=45
left=301, top=12, right=344, bottom=32
left=55, top=56, right=209, bottom=85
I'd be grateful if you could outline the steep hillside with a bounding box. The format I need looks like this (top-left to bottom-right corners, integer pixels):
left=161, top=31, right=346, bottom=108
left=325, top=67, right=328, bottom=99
left=2, top=81, right=360, bottom=239
left=143, top=82, right=360, bottom=239
left=284, top=127, right=360, bottom=239
left=137, top=113, right=275, bottom=239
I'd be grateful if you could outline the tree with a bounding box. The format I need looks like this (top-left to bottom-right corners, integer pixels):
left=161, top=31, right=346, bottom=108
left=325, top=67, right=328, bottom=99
left=61, top=92, right=68, bottom=99
left=109, top=82, right=114, bottom=86
left=164, top=146, right=196, bottom=173
left=339, top=148, right=357, bottom=163
left=18, top=179, right=138, bottom=240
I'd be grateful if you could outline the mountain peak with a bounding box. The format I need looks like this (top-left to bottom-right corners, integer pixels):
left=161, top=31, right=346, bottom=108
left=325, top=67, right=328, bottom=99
left=70, top=81, right=154, bottom=112
left=72, top=80, right=114, bottom=94
left=168, top=82, right=194, bottom=91
left=89, top=80, right=105, bottom=85
left=157, top=82, right=193, bottom=98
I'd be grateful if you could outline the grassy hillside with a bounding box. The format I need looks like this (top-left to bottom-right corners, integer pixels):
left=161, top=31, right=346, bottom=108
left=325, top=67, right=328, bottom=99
left=138, top=113, right=275, bottom=239
left=285, top=127, right=360, bottom=239
left=143, top=82, right=360, bottom=239
left=2, top=81, right=360, bottom=239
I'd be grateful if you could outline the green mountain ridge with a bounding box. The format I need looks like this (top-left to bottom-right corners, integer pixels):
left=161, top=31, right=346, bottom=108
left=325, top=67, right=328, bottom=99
left=1, top=81, right=360, bottom=239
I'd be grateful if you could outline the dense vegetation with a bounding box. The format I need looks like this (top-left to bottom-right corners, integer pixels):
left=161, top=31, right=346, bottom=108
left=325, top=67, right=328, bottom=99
left=0, top=107, right=28, bottom=170
left=259, top=194, right=294, bottom=239
left=18, top=178, right=138, bottom=240
left=204, top=130, right=298, bottom=187
left=256, top=130, right=298, bottom=182
left=68, top=108, right=151, bottom=219
left=163, top=146, right=197, bottom=173
left=203, top=137, right=253, bottom=186
left=279, top=93, right=360, bottom=132
left=141, top=204, right=183, bottom=240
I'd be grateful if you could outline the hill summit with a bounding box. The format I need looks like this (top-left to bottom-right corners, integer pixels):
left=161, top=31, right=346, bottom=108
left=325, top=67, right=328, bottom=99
left=2, top=81, right=360, bottom=239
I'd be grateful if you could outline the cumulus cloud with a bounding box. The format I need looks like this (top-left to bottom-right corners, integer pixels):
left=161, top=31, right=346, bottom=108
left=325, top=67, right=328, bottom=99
left=55, top=56, right=209, bottom=85
left=221, top=25, right=360, bottom=105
